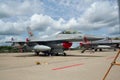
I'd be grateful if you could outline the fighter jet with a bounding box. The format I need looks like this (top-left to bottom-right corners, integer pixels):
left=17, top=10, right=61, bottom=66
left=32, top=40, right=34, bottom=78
left=7, top=27, right=103, bottom=56
left=80, top=37, right=120, bottom=53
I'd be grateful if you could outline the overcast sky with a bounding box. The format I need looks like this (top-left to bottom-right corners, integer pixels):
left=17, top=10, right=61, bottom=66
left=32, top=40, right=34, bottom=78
left=0, top=0, right=119, bottom=45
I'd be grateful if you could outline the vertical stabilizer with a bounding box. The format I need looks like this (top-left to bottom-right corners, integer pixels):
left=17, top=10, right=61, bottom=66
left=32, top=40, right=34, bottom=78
left=83, top=36, right=89, bottom=43
left=27, top=27, right=34, bottom=37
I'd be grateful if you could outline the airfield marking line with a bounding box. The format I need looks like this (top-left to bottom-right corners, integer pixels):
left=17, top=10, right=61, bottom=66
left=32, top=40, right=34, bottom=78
left=52, top=63, right=84, bottom=70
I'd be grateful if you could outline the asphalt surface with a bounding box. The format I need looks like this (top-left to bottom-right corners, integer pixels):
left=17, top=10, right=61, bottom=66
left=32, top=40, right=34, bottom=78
left=0, top=50, right=120, bottom=80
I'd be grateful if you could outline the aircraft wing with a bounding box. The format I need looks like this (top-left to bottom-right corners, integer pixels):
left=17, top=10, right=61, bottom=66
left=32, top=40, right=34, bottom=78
left=6, top=40, right=27, bottom=46
left=5, top=37, right=79, bottom=45
left=91, top=40, right=120, bottom=45
left=6, top=34, right=103, bottom=44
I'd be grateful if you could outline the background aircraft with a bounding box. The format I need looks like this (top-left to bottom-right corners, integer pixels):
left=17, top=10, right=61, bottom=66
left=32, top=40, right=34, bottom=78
left=7, top=27, right=103, bottom=56
left=80, top=37, right=120, bottom=53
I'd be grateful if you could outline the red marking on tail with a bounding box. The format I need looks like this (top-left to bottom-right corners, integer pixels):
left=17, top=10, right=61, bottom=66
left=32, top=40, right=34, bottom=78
left=84, top=36, right=88, bottom=42
left=80, top=42, right=83, bottom=47
left=83, top=36, right=90, bottom=44
left=79, top=36, right=90, bottom=47
left=29, top=32, right=33, bottom=36
left=26, top=38, right=29, bottom=43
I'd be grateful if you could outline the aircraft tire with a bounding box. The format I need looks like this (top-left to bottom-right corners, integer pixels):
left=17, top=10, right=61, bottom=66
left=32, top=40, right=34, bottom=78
left=95, top=49, right=97, bottom=51
left=35, top=51, right=39, bottom=56
left=55, top=53, right=59, bottom=56
left=63, top=53, right=67, bottom=56
left=99, top=49, right=102, bottom=51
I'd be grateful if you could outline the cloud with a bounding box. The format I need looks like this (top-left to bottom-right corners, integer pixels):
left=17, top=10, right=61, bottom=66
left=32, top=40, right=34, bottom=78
left=29, top=14, right=81, bottom=32
left=0, top=0, right=119, bottom=46
left=30, top=14, right=54, bottom=31
left=0, top=20, right=28, bottom=35
left=109, top=25, right=120, bottom=35
left=77, top=1, right=118, bottom=30
left=0, top=0, right=44, bottom=18
left=0, top=0, right=118, bottom=35
left=0, top=0, right=118, bottom=33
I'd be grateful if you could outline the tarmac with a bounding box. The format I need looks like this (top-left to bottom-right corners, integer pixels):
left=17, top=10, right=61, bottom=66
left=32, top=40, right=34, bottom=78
left=0, top=50, right=120, bottom=80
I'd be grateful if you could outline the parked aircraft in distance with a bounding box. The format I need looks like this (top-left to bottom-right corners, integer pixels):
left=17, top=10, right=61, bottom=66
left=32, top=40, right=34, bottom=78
left=80, top=37, right=120, bottom=53
left=7, top=27, right=103, bottom=56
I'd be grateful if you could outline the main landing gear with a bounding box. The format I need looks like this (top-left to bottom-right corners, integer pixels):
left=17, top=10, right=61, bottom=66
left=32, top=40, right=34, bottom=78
left=34, top=51, right=67, bottom=56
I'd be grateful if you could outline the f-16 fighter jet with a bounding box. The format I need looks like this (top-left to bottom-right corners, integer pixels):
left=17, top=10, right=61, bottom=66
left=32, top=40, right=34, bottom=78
left=80, top=37, right=120, bottom=53
left=8, top=27, right=103, bottom=56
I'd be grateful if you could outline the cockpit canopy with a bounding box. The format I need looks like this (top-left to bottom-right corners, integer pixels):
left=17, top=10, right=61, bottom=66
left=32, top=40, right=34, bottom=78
left=60, top=30, right=82, bottom=34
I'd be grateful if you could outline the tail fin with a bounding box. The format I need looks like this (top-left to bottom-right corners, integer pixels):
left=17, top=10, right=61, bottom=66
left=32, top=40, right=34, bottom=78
left=27, top=27, right=34, bottom=37
left=11, top=37, right=14, bottom=42
left=83, top=36, right=90, bottom=45
left=105, top=37, right=112, bottom=43
left=83, top=36, right=89, bottom=43
left=80, top=36, right=90, bottom=47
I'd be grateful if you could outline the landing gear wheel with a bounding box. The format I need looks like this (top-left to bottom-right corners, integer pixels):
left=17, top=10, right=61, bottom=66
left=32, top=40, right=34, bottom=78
left=95, top=49, right=97, bottom=51
left=55, top=53, right=59, bottom=56
left=63, top=52, right=67, bottom=56
left=114, top=49, right=116, bottom=51
left=99, top=48, right=102, bottom=51
left=44, top=52, right=49, bottom=56
left=35, top=51, right=40, bottom=56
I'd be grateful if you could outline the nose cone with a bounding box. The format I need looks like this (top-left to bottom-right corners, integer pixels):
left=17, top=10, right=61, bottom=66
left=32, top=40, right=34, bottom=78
left=84, top=35, right=103, bottom=41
